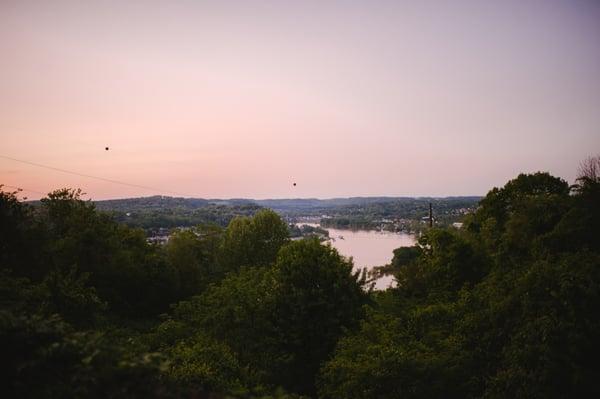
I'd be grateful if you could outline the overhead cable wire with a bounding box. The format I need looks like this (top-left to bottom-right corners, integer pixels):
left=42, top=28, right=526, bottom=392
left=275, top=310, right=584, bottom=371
left=1, top=184, right=47, bottom=196
left=0, top=154, right=188, bottom=196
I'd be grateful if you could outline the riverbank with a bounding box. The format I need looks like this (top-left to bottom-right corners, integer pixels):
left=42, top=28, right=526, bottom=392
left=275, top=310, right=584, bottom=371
left=295, top=223, right=416, bottom=289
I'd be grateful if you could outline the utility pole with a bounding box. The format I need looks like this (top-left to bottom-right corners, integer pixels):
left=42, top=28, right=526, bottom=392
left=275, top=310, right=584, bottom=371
left=429, top=202, right=433, bottom=228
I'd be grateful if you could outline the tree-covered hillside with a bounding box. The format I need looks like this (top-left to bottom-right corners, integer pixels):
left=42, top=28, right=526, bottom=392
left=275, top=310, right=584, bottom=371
left=93, top=196, right=263, bottom=229
left=89, top=195, right=480, bottom=232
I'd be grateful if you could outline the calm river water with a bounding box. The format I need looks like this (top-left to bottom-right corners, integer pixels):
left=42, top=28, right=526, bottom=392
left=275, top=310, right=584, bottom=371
left=298, top=224, right=416, bottom=290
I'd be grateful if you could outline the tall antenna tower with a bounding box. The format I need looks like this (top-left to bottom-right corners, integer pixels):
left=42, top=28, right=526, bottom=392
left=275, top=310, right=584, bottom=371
left=429, top=202, right=433, bottom=228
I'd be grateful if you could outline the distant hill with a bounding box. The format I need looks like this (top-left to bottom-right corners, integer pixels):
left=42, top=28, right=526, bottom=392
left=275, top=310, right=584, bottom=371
left=93, top=195, right=482, bottom=213
left=250, top=196, right=482, bottom=214
left=91, top=195, right=482, bottom=231
left=93, top=196, right=261, bottom=230
left=94, top=195, right=213, bottom=212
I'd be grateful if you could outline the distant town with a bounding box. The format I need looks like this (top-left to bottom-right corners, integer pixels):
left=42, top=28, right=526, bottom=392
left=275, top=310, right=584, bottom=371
left=90, top=195, right=480, bottom=244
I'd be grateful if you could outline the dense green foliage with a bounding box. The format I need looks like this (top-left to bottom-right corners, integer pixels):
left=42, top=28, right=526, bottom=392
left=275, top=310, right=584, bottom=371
left=93, top=195, right=263, bottom=230
left=219, top=209, right=290, bottom=270
left=318, top=197, right=478, bottom=232
left=168, top=240, right=369, bottom=396
left=1, top=188, right=367, bottom=397
left=91, top=195, right=479, bottom=233
left=288, top=224, right=329, bottom=239
left=319, top=171, right=600, bottom=398
left=1, top=165, right=598, bottom=398
left=255, top=197, right=480, bottom=219
left=165, top=224, right=225, bottom=297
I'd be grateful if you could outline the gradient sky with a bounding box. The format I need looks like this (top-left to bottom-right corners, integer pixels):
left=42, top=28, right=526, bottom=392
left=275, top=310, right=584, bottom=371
left=1, top=0, right=599, bottom=200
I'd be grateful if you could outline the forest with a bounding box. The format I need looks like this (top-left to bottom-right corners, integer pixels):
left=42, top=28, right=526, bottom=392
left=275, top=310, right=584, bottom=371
left=92, top=196, right=263, bottom=230
left=89, top=196, right=480, bottom=233
left=318, top=197, right=479, bottom=232
left=1, top=164, right=599, bottom=398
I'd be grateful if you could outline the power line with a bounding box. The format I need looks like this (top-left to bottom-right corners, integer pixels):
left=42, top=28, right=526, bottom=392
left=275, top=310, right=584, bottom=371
left=1, top=184, right=47, bottom=196
left=0, top=154, right=188, bottom=197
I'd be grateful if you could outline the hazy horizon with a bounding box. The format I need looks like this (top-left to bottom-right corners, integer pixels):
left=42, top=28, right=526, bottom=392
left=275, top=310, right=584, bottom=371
left=2, top=0, right=599, bottom=200
left=92, top=194, right=485, bottom=202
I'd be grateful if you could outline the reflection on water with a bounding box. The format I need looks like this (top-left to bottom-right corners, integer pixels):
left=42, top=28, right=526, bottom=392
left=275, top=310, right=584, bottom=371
left=297, top=224, right=416, bottom=290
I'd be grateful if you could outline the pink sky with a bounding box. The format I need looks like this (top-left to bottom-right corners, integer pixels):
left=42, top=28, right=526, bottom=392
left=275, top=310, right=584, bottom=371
left=1, top=0, right=599, bottom=200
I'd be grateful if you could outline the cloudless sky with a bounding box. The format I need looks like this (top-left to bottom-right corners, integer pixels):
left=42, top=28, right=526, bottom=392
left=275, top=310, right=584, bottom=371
left=1, top=0, right=599, bottom=200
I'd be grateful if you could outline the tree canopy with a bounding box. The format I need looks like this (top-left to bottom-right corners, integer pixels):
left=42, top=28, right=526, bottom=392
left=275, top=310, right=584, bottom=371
left=319, top=171, right=600, bottom=398
left=1, top=165, right=599, bottom=398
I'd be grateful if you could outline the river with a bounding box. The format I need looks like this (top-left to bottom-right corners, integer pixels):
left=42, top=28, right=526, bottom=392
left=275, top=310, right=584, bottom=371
left=297, top=224, right=416, bottom=290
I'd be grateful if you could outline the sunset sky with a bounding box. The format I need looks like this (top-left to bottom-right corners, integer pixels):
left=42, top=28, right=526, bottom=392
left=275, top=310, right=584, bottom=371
left=1, top=0, right=599, bottom=200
